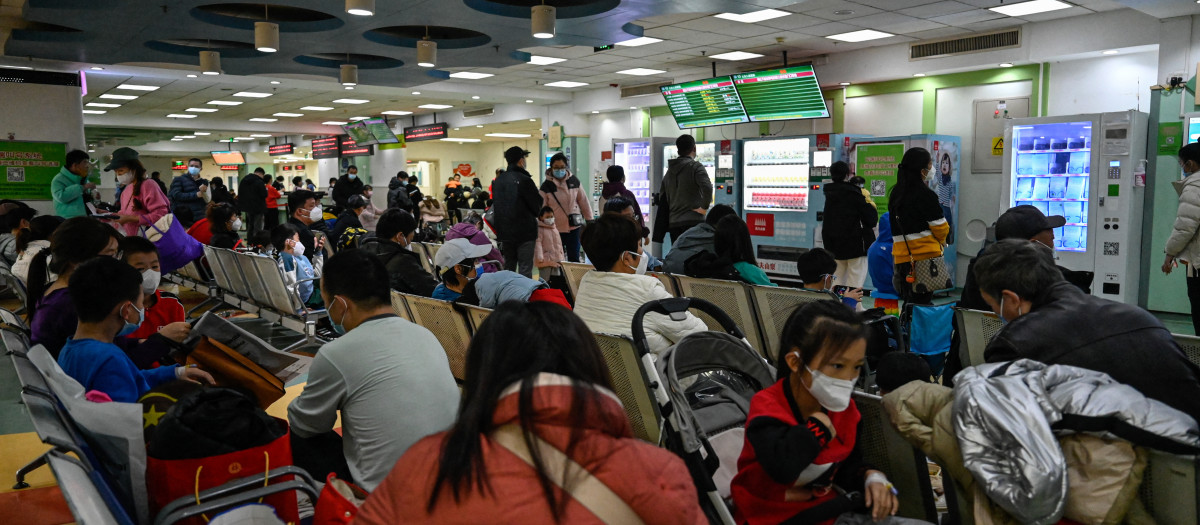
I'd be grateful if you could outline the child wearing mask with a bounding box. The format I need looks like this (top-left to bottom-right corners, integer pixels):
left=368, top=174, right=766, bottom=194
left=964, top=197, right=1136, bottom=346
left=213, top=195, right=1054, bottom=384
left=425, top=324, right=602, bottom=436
left=120, top=237, right=186, bottom=341
left=272, top=223, right=323, bottom=308
left=534, top=206, right=564, bottom=279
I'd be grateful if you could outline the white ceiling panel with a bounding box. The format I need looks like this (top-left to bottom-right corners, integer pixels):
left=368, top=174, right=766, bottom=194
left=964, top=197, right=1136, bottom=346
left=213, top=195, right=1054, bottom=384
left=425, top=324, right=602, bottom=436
left=929, top=8, right=1008, bottom=26
left=898, top=1, right=977, bottom=17
left=853, top=0, right=943, bottom=9
left=801, top=21, right=869, bottom=36
left=1019, top=5, right=1095, bottom=22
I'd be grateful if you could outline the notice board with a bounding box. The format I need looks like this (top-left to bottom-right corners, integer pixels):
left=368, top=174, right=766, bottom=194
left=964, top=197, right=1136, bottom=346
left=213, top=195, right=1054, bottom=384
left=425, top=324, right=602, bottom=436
left=0, top=140, right=67, bottom=200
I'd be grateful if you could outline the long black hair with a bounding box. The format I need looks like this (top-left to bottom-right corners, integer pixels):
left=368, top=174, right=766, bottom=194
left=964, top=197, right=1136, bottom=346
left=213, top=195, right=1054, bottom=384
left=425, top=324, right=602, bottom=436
left=207, top=202, right=237, bottom=235
left=715, top=215, right=756, bottom=265
left=887, top=147, right=933, bottom=217
left=775, top=300, right=870, bottom=381
left=16, top=215, right=64, bottom=253
left=123, top=158, right=149, bottom=210
left=25, top=217, right=120, bottom=316
left=429, top=301, right=619, bottom=520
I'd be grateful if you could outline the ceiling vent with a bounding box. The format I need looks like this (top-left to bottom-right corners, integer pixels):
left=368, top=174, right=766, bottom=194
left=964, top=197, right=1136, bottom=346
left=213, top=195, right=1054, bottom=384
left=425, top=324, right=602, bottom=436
left=621, top=82, right=662, bottom=98
left=463, top=107, right=494, bottom=118
left=910, top=29, right=1020, bottom=60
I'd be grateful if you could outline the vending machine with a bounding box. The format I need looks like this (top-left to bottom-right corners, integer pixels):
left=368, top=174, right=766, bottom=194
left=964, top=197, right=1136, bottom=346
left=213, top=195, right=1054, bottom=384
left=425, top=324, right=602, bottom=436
left=658, top=140, right=740, bottom=210
left=1002, top=111, right=1148, bottom=304
left=739, top=134, right=861, bottom=280
left=613, top=137, right=674, bottom=236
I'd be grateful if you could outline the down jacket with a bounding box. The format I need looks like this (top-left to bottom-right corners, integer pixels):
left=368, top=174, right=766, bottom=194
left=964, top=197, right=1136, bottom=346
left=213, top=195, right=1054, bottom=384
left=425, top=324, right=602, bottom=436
left=534, top=220, right=564, bottom=268
left=354, top=373, right=704, bottom=524
left=540, top=172, right=593, bottom=234
left=661, top=223, right=715, bottom=275
left=953, top=359, right=1200, bottom=525
left=1166, top=171, right=1200, bottom=266
left=573, top=271, right=707, bottom=355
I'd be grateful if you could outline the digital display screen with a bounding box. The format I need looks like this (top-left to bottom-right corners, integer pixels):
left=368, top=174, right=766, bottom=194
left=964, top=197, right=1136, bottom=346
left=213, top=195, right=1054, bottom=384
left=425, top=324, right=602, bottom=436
left=267, top=144, right=294, bottom=156
left=210, top=151, right=246, bottom=165
left=339, top=137, right=374, bottom=157
left=1189, top=117, right=1200, bottom=144
left=171, top=160, right=186, bottom=171
left=404, top=123, right=449, bottom=142
left=343, top=121, right=376, bottom=146
left=311, top=136, right=340, bottom=159
left=364, top=118, right=399, bottom=144
left=660, top=76, right=748, bottom=129
left=732, top=65, right=829, bottom=122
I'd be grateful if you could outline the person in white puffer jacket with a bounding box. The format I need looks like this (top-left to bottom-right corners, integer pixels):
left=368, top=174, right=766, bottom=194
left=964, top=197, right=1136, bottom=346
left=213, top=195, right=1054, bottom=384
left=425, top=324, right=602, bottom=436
left=574, top=213, right=706, bottom=355
left=1163, top=143, right=1200, bottom=334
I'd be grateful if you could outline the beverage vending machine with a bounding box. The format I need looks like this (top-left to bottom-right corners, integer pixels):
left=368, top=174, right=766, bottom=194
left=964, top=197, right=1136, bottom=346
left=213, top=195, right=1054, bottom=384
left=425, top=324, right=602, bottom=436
left=1002, top=110, right=1148, bottom=304
left=613, top=137, right=675, bottom=235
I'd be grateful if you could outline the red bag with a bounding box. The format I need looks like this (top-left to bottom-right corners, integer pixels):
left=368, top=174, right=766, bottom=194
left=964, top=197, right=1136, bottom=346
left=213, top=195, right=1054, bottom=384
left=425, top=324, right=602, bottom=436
left=313, top=473, right=367, bottom=525
left=146, top=420, right=298, bottom=525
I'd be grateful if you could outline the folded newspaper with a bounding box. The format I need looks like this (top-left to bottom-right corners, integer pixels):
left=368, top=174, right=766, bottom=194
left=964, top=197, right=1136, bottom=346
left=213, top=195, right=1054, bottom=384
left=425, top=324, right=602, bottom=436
left=184, top=312, right=312, bottom=383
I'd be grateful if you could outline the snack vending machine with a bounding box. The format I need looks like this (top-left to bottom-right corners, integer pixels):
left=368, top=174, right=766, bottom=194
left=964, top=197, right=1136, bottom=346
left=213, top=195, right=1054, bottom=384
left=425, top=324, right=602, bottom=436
left=739, top=134, right=860, bottom=280
left=1002, top=111, right=1148, bottom=304
left=613, top=138, right=675, bottom=234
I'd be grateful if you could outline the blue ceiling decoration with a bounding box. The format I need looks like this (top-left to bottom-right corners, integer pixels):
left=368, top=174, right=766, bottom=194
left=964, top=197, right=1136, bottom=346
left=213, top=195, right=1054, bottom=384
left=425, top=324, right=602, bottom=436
left=364, top=26, right=492, bottom=50
left=294, top=52, right=403, bottom=70
left=463, top=0, right=621, bottom=19
left=145, top=39, right=266, bottom=59
left=190, top=3, right=344, bottom=32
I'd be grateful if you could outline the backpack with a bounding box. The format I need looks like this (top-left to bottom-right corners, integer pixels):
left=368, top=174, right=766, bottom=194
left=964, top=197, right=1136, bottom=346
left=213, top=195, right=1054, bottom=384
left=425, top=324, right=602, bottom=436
left=337, top=226, right=368, bottom=252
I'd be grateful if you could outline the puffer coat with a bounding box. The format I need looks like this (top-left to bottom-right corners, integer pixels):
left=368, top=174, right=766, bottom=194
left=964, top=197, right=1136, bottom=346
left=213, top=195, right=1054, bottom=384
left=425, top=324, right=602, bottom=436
left=1166, top=171, right=1200, bottom=266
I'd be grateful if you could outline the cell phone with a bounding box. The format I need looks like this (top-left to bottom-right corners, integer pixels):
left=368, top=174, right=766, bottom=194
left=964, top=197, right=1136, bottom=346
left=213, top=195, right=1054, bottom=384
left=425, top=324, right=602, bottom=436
left=832, top=285, right=871, bottom=298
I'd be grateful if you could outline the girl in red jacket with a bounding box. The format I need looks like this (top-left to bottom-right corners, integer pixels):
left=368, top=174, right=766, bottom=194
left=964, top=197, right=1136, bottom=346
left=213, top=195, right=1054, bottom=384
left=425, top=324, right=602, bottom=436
left=731, top=301, right=921, bottom=525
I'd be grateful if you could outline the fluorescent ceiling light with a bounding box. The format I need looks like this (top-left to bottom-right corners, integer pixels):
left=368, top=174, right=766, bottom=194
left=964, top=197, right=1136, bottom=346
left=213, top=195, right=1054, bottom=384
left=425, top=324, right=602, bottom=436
left=486, top=133, right=532, bottom=138
left=166, top=114, right=196, bottom=118
left=233, top=91, right=272, bottom=98
left=528, top=55, right=566, bottom=65
left=99, top=94, right=138, bottom=100
left=171, top=139, right=183, bottom=141
left=526, top=99, right=534, bottom=103
left=545, top=81, right=588, bottom=88
left=989, top=0, right=1070, bottom=17
left=441, top=138, right=482, bottom=143
left=194, top=132, right=211, bottom=136
left=913, top=73, right=926, bottom=77
left=86, top=102, right=120, bottom=108
left=471, top=95, right=481, bottom=99
left=714, top=9, right=789, bottom=23
left=591, top=110, right=599, bottom=114
left=839, top=82, right=851, bottom=86
left=207, top=100, right=242, bottom=106
left=418, top=103, right=453, bottom=109
left=90, top=67, right=104, bottom=70
left=381, top=110, right=412, bottom=115
left=186, top=107, right=218, bottom=112
left=250, top=134, right=271, bottom=138
left=617, top=68, right=665, bottom=76
left=323, top=121, right=349, bottom=125
left=530, top=118, right=537, bottom=121
left=1102, top=50, right=1119, bottom=55
left=828, top=29, right=894, bottom=42
left=476, top=125, right=483, bottom=128
left=349, top=116, right=369, bottom=121
left=411, top=91, right=421, bottom=95
left=270, top=81, right=281, bottom=84
left=333, top=98, right=369, bottom=104
left=999, top=62, right=1014, bottom=67
left=449, top=72, right=494, bottom=79
left=235, top=137, right=255, bottom=140
left=81, top=110, right=107, bottom=114
left=301, top=106, right=333, bottom=111
left=273, top=112, right=303, bottom=117
left=0, top=65, right=32, bottom=70
left=616, top=37, right=661, bottom=47
left=710, top=51, right=763, bottom=61
left=249, top=118, right=278, bottom=122
left=187, top=74, right=198, bottom=78
left=176, top=135, right=196, bottom=139
left=116, top=84, right=160, bottom=91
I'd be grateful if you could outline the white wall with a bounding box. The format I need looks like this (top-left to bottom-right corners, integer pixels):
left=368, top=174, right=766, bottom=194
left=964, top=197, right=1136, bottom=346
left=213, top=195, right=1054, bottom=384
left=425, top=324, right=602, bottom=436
left=1047, top=51, right=1158, bottom=116
left=0, top=81, right=86, bottom=215
left=844, top=92, right=925, bottom=137
left=404, top=138, right=542, bottom=197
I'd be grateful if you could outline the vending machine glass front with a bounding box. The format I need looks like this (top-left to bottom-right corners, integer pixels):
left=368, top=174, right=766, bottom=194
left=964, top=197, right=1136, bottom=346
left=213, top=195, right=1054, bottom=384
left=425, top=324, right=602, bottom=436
left=1010, top=121, right=1091, bottom=252
left=616, top=141, right=652, bottom=224
left=664, top=143, right=719, bottom=205
left=742, top=138, right=811, bottom=212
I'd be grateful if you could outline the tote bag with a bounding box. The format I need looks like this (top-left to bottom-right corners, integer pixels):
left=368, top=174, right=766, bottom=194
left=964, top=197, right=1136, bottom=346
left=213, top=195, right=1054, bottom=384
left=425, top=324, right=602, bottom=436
left=142, top=214, right=205, bottom=273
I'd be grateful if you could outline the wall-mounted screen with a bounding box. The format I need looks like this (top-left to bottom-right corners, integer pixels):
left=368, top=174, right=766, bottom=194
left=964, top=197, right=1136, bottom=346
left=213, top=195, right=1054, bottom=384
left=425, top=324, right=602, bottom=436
left=364, top=118, right=399, bottom=144
left=343, top=121, right=376, bottom=146
left=660, top=76, right=748, bottom=129
left=732, top=65, right=829, bottom=122
left=311, top=136, right=340, bottom=159
left=210, top=151, right=246, bottom=165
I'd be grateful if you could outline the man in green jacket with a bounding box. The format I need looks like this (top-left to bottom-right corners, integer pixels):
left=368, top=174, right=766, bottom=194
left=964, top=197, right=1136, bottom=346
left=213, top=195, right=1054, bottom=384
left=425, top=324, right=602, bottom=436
left=51, top=149, right=95, bottom=218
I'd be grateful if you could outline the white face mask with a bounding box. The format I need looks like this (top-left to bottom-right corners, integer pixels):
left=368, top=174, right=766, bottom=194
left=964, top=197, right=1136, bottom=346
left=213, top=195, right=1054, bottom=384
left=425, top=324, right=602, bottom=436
left=626, top=250, right=648, bottom=275
left=231, top=218, right=243, bottom=231
left=117, top=172, right=134, bottom=185
left=140, top=269, right=161, bottom=295
left=309, top=206, right=323, bottom=222
left=292, top=240, right=305, bottom=257
left=800, top=358, right=856, bottom=412
left=544, top=217, right=555, bottom=225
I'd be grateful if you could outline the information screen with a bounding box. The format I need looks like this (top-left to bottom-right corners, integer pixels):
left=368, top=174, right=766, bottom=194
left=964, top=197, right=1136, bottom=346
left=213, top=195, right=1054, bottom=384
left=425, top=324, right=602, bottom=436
left=343, top=122, right=376, bottom=146
left=267, top=144, right=294, bottom=156
left=364, top=118, right=399, bottom=144
left=210, top=151, right=246, bottom=165
left=733, top=66, right=829, bottom=122
left=311, top=136, right=340, bottom=159
left=404, top=123, right=449, bottom=142
left=660, top=76, right=748, bottom=128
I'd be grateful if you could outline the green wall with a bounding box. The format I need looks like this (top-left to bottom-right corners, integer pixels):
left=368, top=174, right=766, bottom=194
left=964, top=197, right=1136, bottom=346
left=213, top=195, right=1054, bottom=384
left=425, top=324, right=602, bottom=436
left=1145, top=86, right=1195, bottom=314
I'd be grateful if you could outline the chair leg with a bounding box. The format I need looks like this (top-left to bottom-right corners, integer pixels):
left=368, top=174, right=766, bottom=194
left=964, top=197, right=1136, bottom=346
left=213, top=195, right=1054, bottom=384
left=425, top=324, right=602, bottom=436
left=13, top=452, right=49, bottom=489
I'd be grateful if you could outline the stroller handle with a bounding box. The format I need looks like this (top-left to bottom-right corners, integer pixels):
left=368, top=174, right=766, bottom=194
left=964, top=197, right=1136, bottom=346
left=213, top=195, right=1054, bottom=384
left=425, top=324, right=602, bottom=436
left=631, top=297, right=746, bottom=357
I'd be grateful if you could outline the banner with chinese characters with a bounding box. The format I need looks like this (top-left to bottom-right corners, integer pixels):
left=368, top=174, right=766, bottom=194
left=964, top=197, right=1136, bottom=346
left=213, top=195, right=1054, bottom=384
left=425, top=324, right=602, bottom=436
left=0, top=141, right=67, bottom=200
left=854, top=142, right=904, bottom=219
left=452, top=161, right=477, bottom=180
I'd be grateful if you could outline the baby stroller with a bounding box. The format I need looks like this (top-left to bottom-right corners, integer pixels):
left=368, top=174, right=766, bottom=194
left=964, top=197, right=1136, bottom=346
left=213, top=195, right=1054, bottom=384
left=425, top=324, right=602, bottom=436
left=632, top=297, right=776, bottom=525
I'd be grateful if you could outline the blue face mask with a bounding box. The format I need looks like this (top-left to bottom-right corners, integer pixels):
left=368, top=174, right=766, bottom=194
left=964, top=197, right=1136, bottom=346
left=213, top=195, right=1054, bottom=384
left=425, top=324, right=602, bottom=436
left=998, top=296, right=1021, bottom=326
left=116, top=303, right=144, bottom=337
left=188, top=166, right=201, bottom=177
left=348, top=173, right=357, bottom=180
left=331, top=296, right=349, bottom=335
left=552, top=169, right=567, bottom=179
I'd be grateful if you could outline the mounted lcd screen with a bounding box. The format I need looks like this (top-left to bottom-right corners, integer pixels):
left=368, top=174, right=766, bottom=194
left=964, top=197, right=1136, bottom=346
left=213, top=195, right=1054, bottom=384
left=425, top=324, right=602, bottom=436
left=363, top=118, right=399, bottom=144
left=210, top=151, right=246, bottom=165
left=660, top=76, right=749, bottom=129
left=404, top=123, right=449, bottom=142
left=343, top=121, right=376, bottom=146
left=311, top=136, right=340, bottom=159
left=268, top=144, right=294, bottom=156
left=732, top=65, right=829, bottom=122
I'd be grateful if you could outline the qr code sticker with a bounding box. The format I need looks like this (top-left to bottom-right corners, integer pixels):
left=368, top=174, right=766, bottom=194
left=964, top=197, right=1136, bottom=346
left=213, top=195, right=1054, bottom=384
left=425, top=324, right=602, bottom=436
left=1103, top=242, right=1119, bottom=256
left=870, top=179, right=887, bottom=197
left=6, top=167, right=24, bottom=182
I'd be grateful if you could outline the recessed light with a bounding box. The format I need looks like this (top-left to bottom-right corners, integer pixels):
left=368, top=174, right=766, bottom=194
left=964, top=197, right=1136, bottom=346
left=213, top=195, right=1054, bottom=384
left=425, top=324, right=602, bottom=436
left=999, top=62, right=1014, bottom=67
left=301, top=106, right=333, bottom=111
left=828, top=29, right=894, bottom=42
left=485, top=133, right=532, bottom=138
left=419, top=104, right=453, bottom=109
left=322, top=121, right=349, bottom=125
left=270, top=80, right=281, bottom=84
left=193, top=132, right=211, bottom=136
left=913, top=73, right=926, bottom=77
left=833, top=10, right=854, bottom=16
left=381, top=110, right=413, bottom=115
left=710, top=51, right=764, bottom=61
left=616, top=37, right=662, bottom=47
left=86, top=102, right=120, bottom=108
left=454, top=128, right=459, bottom=130
left=207, top=100, right=243, bottom=106
left=528, top=55, right=567, bottom=66
left=99, top=94, right=137, bottom=100
left=235, top=137, right=255, bottom=140
left=630, top=106, right=638, bottom=109
left=345, top=86, right=355, bottom=90
left=350, top=116, right=369, bottom=121
left=839, top=82, right=851, bottom=86
left=546, top=81, right=588, bottom=88
left=88, top=149, right=95, bottom=152
left=592, top=110, right=599, bottom=114
left=526, top=99, right=534, bottom=103
left=90, top=66, right=104, bottom=70
left=714, top=9, right=789, bottom=23
left=989, top=0, right=1070, bottom=17
left=472, top=95, right=481, bottom=99
left=529, top=118, right=536, bottom=121
left=476, top=125, right=484, bottom=128
left=1102, top=50, right=1119, bottom=55
left=233, top=91, right=272, bottom=98
left=249, top=118, right=278, bottom=122
left=333, top=98, right=370, bottom=104
left=117, top=84, right=160, bottom=91
left=617, top=68, right=666, bottom=76
left=440, top=138, right=482, bottom=143
left=273, top=112, right=303, bottom=117
left=449, top=72, right=494, bottom=80
left=82, top=110, right=107, bottom=114
left=171, top=138, right=183, bottom=141
left=202, top=71, right=219, bottom=76
left=186, top=107, right=219, bottom=112
left=166, top=114, right=197, bottom=118
left=411, top=91, right=421, bottom=95
left=176, top=135, right=196, bottom=139
left=187, top=74, right=198, bottom=78
left=250, top=134, right=271, bottom=138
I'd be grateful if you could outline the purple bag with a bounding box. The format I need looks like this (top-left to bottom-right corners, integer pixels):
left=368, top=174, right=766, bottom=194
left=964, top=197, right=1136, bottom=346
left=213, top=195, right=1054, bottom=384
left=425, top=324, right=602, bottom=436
left=142, top=214, right=204, bottom=273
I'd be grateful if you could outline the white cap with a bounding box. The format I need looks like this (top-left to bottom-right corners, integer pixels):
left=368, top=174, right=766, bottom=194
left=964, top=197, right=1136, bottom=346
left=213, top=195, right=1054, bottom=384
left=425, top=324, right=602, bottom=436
left=434, top=238, right=492, bottom=268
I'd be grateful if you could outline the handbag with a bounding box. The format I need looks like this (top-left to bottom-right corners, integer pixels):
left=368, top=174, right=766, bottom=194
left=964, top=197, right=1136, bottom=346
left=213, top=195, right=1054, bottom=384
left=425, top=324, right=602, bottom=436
left=313, top=473, right=368, bottom=525
left=179, top=336, right=285, bottom=408
left=142, top=213, right=205, bottom=274
left=893, top=215, right=952, bottom=296
left=549, top=191, right=585, bottom=228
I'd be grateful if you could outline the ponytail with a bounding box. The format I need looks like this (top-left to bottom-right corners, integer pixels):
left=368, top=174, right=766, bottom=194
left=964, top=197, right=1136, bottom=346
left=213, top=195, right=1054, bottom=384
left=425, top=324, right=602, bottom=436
left=24, top=249, right=51, bottom=318
left=14, top=227, right=32, bottom=253
left=25, top=217, right=120, bottom=318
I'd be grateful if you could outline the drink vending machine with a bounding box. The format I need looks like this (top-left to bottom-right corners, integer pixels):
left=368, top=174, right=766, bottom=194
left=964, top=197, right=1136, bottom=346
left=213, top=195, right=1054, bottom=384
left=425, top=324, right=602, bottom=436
left=656, top=140, right=741, bottom=255
left=1001, top=110, right=1148, bottom=304
left=613, top=138, right=675, bottom=236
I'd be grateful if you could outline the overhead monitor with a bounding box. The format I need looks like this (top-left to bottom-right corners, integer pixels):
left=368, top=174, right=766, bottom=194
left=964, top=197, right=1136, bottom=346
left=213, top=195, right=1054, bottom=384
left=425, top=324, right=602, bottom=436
left=404, top=123, right=449, bottom=142
left=339, top=137, right=374, bottom=157
left=732, top=65, right=829, bottom=122
left=342, top=121, right=377, bottom=145
left=659, top=76, right=749, bottom=129
left=311, top=136, right=340, bottom=159
left=364, top=118, right=400, bottom=144
left=267, top=144, right=294, bottom=156
left=210, top=151, right=246, bottom=165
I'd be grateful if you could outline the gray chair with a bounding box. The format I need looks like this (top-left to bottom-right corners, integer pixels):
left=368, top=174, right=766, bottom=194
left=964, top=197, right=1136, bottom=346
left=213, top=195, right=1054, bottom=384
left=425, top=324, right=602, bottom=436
left=0, top=267, right=28, bottom=315
left=246, top=253, right=326, bottom=350
left=212, top=248, right=255, bottom=303
left=673, top=275, right=766, bottom=355
left=954, top=308, right=1004, bottom=368
left=560, top=261, right=593, bottom=300
left=594, top=333, right=662, bottom=445
left=1171, top=333, right=1200, bottom=369
left=154, top=466, right=317, bottom=525
left=46, top=450, right=123, bottom=525
left=201, top=246, right=246, bottom=308
left=402, top=293, right=473, bottom=382
left=1138, top=449, right=1200, bottom=525
left=459, top=304, right=492, bottom=334
left=747, top=285, right=839, bottom=361
left=853, top=392, right=940, bottom=523
left=389, top=290, right=414, bottom=322
left=647, top=271, right=678, bottom=297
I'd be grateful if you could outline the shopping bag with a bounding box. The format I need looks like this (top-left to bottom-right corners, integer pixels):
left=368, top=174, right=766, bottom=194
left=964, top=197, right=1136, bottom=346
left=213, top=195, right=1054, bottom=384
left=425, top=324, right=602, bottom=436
left=313, top=473, right=367, bottom=525
left=142, top=214, right=205, bottom=274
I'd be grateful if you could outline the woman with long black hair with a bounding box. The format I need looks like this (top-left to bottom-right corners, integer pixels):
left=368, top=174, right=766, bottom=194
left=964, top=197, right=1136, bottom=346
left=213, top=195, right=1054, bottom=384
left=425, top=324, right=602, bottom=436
left=887, top=148, right=951, bottom=304
left=107, top=147, right=169, bottom=237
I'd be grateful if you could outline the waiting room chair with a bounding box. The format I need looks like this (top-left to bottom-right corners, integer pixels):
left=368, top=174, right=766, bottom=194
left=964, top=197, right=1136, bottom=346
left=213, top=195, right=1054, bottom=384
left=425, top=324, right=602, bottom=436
left=1171, top=333, right=1200, bottom=369
left=45, top=449, right=124, bottom=525
left=747, top=286, right=839, bottom=361
left=559, top=261, right=594, bottom=300
left=647, top=271, right=679, bottom=297
left=1138, top=449, right=1200, bottom=525
left=402, top=293, right=473, bottom=382
left=853, top=392, right=940, bottom=523
left=389, top=290, right=414, bottom=322
left=457, top=303, right=492, bottom=335
left=673, top=276, right=765, bottom=355
left=0, top=267, right=28, bottom=315
left=593, top=333, right=662, bottom=445
left=954, top=308, right=1003, bottom=369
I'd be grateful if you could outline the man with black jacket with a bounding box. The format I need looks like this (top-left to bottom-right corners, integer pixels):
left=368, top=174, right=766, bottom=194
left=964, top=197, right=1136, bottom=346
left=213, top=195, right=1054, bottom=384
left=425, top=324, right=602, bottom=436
left=821, top=161, right=878, bottom=288
left=360, top=208, right=438, bottom=296
left=976, top=239, right=1200, bottom=423
left=286, top=190, right=321, bottom=262
left=387, top=171, right=412, bottom=211
left=332, top=165, right=364, bottom=210
left=659, top=134, right=713, bottom=243
left=405, top=175, right=424, bottom=216
left=238, top=167, right=269, bottom=237
left=492, top=146, right=541, bottom=277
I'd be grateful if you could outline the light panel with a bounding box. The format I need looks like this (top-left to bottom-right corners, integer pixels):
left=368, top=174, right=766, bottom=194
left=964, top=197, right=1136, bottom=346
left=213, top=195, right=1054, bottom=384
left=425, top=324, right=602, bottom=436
left=616, top=37, right=662, bottom=47
left=710, top=51, right=764, bottom=61
left=529, top=55, right=566, bottom=65
left=116, top=84, right=160, bottom=91
left=545, top=81, right=588, bottom=88
left=233, top=91, right=272, bottom=98
left=617, top=68, right=666, bottom=76
left=333, top=98, right=370, bottom=104
left=714, top=9, right=790, bottom=23
left=449, top=72, right=494, bottom=79
left=827, top=29, right=894, bottom=42
left=418, top=104, right=453, bottom=109
left=186, top=108, right=218, bottom=112
left=989, top=0, right=1071, bottom=17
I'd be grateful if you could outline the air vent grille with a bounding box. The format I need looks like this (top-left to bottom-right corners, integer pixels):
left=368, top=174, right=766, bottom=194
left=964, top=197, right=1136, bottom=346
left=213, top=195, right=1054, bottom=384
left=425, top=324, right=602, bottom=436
left=463, top=107, right=494, bottom=118
left=910, top=29, right=1020, bottom=60
left=623, top=83, right=662, bottom=98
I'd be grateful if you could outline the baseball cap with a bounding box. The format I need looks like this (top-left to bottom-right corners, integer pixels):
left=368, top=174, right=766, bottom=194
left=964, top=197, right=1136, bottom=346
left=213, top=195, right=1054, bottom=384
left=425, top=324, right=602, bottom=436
left=994, top=205, right=1066, bottom=241
left=103, top=147, right=140, bottom=172
left=434, top=238, right=493, bottom=268
left=504, top=146, right=531, bottom=164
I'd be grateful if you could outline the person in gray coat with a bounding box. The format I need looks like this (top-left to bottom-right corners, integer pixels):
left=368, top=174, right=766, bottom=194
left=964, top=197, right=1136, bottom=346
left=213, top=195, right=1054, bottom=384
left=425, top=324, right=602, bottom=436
left=659, top=134, right=713, bottom=243
left=661, top=204, right=736, bottom=274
